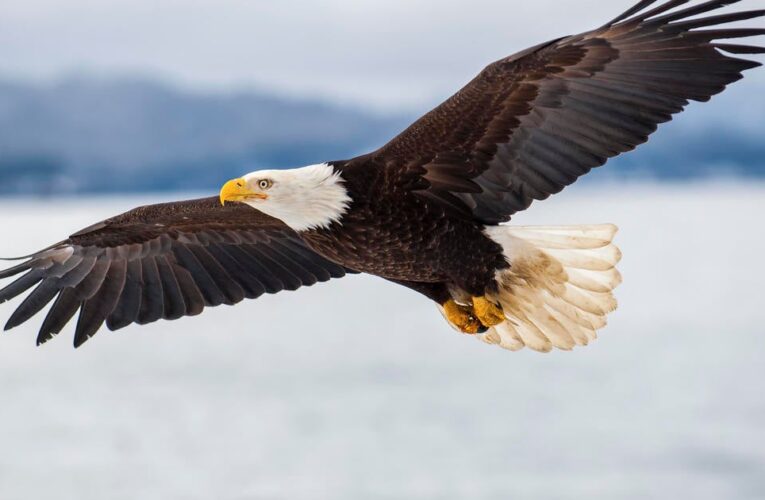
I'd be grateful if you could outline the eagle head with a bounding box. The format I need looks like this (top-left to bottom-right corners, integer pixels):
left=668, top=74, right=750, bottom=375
left=219, top=163, right=351, bottom=232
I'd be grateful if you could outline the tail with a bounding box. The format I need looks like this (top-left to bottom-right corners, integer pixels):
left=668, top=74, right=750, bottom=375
left=481, top=224, right=622, bottom=352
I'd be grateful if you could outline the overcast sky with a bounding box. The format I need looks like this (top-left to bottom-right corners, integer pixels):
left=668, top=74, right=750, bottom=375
left=1, top=0, right=763, bottom=112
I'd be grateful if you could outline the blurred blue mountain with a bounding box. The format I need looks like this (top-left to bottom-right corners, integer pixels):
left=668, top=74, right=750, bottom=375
left=0, top=77, right=407, bottom=194
left=0, top=76, right=762, bottom=195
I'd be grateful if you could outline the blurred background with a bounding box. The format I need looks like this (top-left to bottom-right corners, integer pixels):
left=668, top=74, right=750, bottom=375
left=0, top=1, right=763, bottom=499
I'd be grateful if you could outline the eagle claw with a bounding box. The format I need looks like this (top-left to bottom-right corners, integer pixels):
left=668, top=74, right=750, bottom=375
left=471, top=296, right=505, bottom=328
left=442, top=299, right=489, bottom=335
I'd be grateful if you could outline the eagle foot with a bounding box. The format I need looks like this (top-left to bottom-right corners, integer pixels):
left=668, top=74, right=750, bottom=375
left=471, top=296, right=505, bottom=328
left=443, top=299, right=487, bottom=335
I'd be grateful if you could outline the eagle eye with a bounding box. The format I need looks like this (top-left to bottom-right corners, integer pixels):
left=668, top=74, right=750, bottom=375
left=258, top=179, right=273, bottom=190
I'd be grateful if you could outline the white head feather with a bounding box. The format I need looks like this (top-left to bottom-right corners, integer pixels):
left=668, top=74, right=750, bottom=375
left=238, top=163, right=351, bottom=232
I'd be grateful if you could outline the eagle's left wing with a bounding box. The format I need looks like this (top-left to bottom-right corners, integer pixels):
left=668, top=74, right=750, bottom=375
left=354, top=0, right=764, bottom=223
left=0, top=197, right=351, bottom=347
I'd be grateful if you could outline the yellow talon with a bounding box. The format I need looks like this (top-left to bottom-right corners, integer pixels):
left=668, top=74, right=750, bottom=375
left=472, top=296, right=505, bottom=327
left=443, top=299, right=483, bottom=335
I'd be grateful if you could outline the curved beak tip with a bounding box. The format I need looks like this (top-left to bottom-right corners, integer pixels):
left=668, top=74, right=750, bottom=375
left=219, top=178, right=248, bottom=206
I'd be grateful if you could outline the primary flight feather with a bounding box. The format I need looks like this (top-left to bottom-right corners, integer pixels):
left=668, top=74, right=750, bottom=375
left=1, top=0, right=763, bottom=350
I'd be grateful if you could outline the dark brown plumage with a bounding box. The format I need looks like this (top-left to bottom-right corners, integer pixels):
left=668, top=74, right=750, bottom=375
left=0, top=198, right=351, bottom=347
left=1, top=0, right=763, bottom=349
left=342, top=0, right=764, bottom=223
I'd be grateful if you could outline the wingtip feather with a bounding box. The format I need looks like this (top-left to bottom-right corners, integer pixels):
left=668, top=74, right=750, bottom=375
left=605, top=0, right=662, bottom=27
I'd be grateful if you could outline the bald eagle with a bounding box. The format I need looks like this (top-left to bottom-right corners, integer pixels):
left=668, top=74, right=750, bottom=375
left=1, top=0, right=763, bottom=351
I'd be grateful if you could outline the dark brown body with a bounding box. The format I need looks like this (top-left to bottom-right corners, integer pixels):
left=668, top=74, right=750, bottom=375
left=301, top=164, right=509, bottom=302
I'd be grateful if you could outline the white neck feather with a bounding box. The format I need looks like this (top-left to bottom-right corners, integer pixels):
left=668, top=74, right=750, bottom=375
left=243, top=163, right=351, bottom=232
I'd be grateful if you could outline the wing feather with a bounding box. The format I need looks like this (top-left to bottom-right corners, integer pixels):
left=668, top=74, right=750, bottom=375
left=204, top=243, right=267, bottom=299
left=136, top=256, right=164, bottom=325
left=106, top=259, right=143, bottom=332
left=155, top=256, right=187, bottom=321
left=37, top=288, right=81, bottom=345
left=74, top=259, right=127, bottom=347
left=5, top=279, right=61, bottom=331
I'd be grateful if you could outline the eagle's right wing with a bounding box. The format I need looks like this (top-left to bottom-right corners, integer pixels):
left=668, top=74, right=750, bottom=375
left=0, top=197, right=351, bottom=347
left=354, top=0, right=764, bottom=224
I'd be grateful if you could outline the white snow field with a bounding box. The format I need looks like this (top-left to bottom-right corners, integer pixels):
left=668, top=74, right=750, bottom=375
left=0, top=182, right=763, bottom=500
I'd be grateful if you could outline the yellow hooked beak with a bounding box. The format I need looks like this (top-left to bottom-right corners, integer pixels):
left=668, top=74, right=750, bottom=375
left=219, top=178, right=267, bottom=205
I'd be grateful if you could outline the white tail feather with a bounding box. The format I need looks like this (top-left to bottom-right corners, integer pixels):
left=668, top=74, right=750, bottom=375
left=481, top=224, right=622, bottom=353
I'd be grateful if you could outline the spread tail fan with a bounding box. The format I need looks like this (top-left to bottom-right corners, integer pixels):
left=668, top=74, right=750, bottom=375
left=482, top=224, right=622, bottom=352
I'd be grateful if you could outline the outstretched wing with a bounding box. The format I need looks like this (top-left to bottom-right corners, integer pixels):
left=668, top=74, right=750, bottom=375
left=355, top=0, right=764, bottom=223
left=0, top=197, right=351, bottom=347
